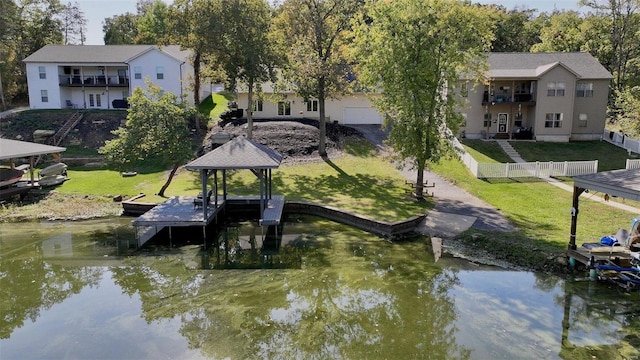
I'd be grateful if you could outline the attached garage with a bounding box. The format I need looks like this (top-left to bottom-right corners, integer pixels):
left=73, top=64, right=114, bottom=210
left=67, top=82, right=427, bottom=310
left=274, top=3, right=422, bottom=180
left=343, top=107, right=383, bottom=125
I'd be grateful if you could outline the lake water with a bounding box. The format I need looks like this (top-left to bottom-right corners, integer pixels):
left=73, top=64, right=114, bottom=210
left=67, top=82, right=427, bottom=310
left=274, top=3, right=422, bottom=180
left=1, top=216, right=639, bottom=359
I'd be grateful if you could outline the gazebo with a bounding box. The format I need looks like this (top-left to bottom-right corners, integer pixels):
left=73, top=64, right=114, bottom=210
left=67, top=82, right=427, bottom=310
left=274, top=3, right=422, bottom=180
left=185, top=135, right=284, bottom=223
left=569, top=168, right=640, bottom=251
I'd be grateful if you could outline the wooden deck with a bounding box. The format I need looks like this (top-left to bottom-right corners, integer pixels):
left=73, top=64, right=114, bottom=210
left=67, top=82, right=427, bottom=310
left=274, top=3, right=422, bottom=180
left=568, top=246, right=635, bottom=267
left=132, top=196, right=225, bottom=227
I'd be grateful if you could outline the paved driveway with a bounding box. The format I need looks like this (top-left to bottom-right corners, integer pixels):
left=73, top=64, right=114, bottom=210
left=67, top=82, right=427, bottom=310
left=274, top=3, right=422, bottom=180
left=347, top=124, right=516, bottom=238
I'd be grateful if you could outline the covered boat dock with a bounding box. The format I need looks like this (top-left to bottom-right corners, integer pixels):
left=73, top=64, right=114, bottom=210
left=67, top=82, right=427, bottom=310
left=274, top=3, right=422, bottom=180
left=568, top=168, right=640, bottom=267
left=131, top=136, right=284, bottom=247
left=0, top=138, right=66, bottom=199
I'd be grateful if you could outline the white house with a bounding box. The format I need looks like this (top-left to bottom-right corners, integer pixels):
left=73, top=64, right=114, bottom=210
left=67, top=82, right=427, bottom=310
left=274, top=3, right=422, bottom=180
left=235, top=81, right=384, bottom=125
left=23, top=44, right=206, bottom=110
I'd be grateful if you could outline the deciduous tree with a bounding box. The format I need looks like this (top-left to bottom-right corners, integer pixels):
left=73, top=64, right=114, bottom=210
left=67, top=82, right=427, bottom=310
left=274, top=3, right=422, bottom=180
left=354, top=0, right=493, bottom=198
left=103, top=13, right=139, bottom=44
left=272, top=0, right=362, bottom=155
left=100, top=82, right=197, bottom=197
left=61, top=1, right=87, bottom=44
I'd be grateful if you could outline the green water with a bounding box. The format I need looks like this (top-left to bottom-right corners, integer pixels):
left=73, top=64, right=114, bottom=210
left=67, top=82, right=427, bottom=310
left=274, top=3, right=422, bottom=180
left=1, top=216, right=639, bottom=359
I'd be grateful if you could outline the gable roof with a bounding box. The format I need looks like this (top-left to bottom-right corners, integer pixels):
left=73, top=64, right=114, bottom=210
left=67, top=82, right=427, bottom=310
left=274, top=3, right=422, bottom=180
left=185, top=136, right=283, bottom=170
left=0, top=138, right=66, bottom=160
left=488, top=52, right=613, bottom=80
left=23, top=45, right=189, bottom=64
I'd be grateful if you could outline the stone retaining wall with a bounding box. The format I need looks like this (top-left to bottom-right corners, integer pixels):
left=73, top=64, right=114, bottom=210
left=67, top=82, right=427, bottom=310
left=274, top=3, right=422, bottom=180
left=284, top=201, right=426, bottom=240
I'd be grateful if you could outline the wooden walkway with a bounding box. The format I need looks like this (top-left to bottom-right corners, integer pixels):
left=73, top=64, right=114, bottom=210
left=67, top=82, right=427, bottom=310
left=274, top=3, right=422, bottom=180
left=131, top=195, right=285, bottom=247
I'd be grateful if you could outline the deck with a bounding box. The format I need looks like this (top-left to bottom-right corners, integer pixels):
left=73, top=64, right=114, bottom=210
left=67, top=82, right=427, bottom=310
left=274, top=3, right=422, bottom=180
left=568, top=246, right=635, bottom=267
left=132, top=196, right=225, bottom=227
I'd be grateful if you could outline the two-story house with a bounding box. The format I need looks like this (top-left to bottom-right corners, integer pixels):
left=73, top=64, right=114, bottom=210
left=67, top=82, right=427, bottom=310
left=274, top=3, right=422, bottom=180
left=460, top=52, right=613, bottom=142
left=23, top=44, right=205, bottom=110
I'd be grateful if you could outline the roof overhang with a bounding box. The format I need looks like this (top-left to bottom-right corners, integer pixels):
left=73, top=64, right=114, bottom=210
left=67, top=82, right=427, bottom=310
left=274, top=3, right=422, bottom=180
left=573, top=168, right=640, bottom=202
left=185, top=136, right=283, bottom=171
left=0, top=138, right=66, bottom=160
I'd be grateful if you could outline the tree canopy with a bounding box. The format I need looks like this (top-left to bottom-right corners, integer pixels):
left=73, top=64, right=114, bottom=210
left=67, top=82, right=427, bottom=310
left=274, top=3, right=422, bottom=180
left=100, top=82, right=198, bottom=197
left=354, top=0, right=493, bottom=198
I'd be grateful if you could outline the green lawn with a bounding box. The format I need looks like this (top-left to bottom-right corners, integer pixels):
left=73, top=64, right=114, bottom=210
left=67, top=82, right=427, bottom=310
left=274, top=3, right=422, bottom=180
left=198, top=92, right=234, bottom=123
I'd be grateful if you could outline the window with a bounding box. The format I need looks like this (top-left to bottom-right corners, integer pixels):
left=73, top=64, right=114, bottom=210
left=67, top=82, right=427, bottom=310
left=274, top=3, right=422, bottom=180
left=156, top=66, right=164, bottom=80
left=39, top=66, right=46, bottom=79
left=459, top=82, right=468, bottom=97
left=89, top=94, right=94, bottom=107
left=253, top=99, right=263, bottom=112
left=545, top=113, right=563, bottom=128
left=576, top=82, right=593, bottom=97
left=134, top=66, right=142, bottom=80
left=122, top=90, right=129, bottom=99
left=306, top=99, right=318, bottom=112
left=547, top=82, right=565, bottom=96
left=278, top=101, right=291, bottom=115
left=40, top=90, right=48, bottom=102
left=95, top=94, right=101, bottom=107
left=578, top=113, right=588, bottom=127
left=483, top=113, right=491, bottom=128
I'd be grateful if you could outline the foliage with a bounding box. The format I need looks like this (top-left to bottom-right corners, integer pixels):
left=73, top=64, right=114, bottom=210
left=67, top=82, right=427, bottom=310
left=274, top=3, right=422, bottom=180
left=488, top=5, right=542, bottom=52
left=102, top=12, right=139, bottom=44
left=614, top=85, right=640, bottom=136
left=271, top=0, right=363, bottom=155
left=100, top=81, right=197, bottom=197
left=135, top=0, right=170, bottom=44
left=353, top=0, right=493, bottom=197
left=530, top=10, right=585, bottom=52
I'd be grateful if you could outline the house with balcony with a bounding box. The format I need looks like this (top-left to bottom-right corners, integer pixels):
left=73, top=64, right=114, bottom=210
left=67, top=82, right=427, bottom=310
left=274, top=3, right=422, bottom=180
left=459, top=52, right=613, bottom=142
left=23, top=44, right=204, bottom=110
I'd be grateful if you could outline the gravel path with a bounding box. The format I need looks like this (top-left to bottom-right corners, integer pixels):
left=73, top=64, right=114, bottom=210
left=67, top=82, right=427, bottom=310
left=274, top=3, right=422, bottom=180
left=348, top=125, right=517, bottom=238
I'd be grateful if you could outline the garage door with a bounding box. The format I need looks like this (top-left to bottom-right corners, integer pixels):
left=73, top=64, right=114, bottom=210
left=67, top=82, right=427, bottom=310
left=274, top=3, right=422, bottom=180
left=343, top=107, right=383, bottom=125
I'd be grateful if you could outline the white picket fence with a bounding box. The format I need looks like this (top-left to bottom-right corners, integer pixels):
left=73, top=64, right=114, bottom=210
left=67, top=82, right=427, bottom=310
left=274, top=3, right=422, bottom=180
left=452, top=137, right=598, bottom=179
left=627, top=159, right=640, bottom=169
left=603, top=130, right=640, bottom=155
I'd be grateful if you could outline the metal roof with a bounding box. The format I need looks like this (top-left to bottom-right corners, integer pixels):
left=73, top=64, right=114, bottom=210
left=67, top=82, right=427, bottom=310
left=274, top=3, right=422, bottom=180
left=488, top=52, right=613, bottom=80
left=23, top=45, right=188, bottom=64
left=185, top=136, right=283, bottom=170
left=573, top=168, right=640, bottom=202
left=0, top=138, right=66, bottom=160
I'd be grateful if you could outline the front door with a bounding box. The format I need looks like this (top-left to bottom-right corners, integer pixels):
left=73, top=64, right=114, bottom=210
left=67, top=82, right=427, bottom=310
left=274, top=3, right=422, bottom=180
left=498, top=113, right=509, bottom=134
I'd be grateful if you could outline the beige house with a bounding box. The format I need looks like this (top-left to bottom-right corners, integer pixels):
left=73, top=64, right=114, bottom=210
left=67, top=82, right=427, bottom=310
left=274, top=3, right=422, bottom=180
left=460, top=52, right=613, bottom=142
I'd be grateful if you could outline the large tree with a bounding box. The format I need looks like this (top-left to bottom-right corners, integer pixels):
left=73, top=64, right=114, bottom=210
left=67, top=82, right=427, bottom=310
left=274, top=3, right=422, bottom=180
left=135, top=0, right=171, bottom=44
left=219, top=0, right=276, bottom=138
left=100, top=82, right=197, bottom=197
left=354, top=0, right=493, bottom=198
left=102, top=13, right=139, bottom=44
left=61, top=1, right=87, bottom=44
left=490, top=5, right=542, bottom=52
left=272, top=0, right=362, bottom=156
left=530, top=10, right=586, bottom=52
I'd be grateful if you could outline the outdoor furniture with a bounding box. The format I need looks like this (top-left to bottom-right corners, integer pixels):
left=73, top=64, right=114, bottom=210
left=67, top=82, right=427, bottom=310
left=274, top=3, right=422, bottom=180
left=193, top=189, right=213, bottom=209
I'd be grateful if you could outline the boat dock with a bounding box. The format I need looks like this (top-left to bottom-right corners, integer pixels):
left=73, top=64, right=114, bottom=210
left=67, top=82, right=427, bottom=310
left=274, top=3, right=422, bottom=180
left=131, top=195, right=285, bottom=247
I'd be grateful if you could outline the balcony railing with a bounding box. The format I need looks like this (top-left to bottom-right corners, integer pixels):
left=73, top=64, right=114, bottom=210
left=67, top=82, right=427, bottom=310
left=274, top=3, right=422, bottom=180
left=482, top=92, right=536, bottom=105
left=59, top=75, right=129, bottom=87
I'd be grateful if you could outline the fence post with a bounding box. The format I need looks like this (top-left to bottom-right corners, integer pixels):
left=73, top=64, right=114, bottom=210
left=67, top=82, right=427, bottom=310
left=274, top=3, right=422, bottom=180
left=626, top=159, right=630, bottom=169
left=594, top=160, right=598, bottom=173
left=564, top=161, right=568, bottom=176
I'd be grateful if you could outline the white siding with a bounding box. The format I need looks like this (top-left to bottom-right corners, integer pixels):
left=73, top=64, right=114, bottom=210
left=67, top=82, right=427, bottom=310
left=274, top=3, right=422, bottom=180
left=26, top=63, right=61, bottom=109
left=128, top=49, right=190, bottom=104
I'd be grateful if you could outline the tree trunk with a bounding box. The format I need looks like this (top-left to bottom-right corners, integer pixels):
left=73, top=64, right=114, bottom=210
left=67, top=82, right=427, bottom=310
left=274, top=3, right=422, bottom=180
left=247, top=77, right=254, bottom=139
left=415, top=161, right=425, bottom=200
left=318, top=77, right=327, bottom=156
left=0, top=69, right=6, bottom=111
left=157, top=163, right=179, bottom=197
left=192, top=51, right=201, bottom=130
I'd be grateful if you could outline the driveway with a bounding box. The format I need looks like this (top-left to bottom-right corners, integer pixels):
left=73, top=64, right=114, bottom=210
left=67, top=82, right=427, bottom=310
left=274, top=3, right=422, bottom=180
left=347, top=124, right=517, bottom=238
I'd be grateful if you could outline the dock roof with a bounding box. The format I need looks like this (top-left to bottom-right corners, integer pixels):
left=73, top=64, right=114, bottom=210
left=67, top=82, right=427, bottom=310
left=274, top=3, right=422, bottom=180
left=185, top=136, right=283, bottom=170
left=0, top=138, right=66, bottom=160
left=573, top=168, right=640, bottom=201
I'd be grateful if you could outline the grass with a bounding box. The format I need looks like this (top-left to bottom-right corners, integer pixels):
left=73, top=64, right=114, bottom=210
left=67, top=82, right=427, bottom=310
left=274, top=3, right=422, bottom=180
left=198, top=92, right=234, bottom=122
left=430, top=153, right=634, bottom=249
left=53, top=139, right=432, bottom=222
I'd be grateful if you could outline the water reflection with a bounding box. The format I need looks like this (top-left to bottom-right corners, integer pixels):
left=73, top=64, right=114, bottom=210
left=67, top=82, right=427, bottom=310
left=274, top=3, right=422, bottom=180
left=0, top=216, right=639, bottom=359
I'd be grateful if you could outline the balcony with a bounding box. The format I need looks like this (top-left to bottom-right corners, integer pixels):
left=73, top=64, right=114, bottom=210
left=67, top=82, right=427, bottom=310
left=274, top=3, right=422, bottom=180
left=482, top=92, right=536, bottom=106
left=59, top=75, right=129, bottom=87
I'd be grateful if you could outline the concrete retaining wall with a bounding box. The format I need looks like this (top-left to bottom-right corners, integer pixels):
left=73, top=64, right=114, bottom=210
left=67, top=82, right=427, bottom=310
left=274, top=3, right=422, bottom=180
left=284, top=201, right=426, bottom=240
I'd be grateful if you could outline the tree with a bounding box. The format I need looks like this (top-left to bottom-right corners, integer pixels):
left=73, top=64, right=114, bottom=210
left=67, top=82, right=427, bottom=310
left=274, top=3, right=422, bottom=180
left=61, top=1, right=87, bottom=44
left=0, top=0, right=19, bottom=109
left=354, top=0, right=493, bottom=198
left=272, top=0, right=363, bottom=156
left=103, top=13, right=139, bottom=44
left=615, top=86, right=640, bottom=135
left=490, top=6, right=542, bottom=52
left=579, top=0, right=640, bottom=91
left=530, top=10, right=585, bottom=52
left=136, top=0, right=170, bottom=44
left=100, top=82, right=197, bottom=197
left=218, top=0, right=276, bottom=139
